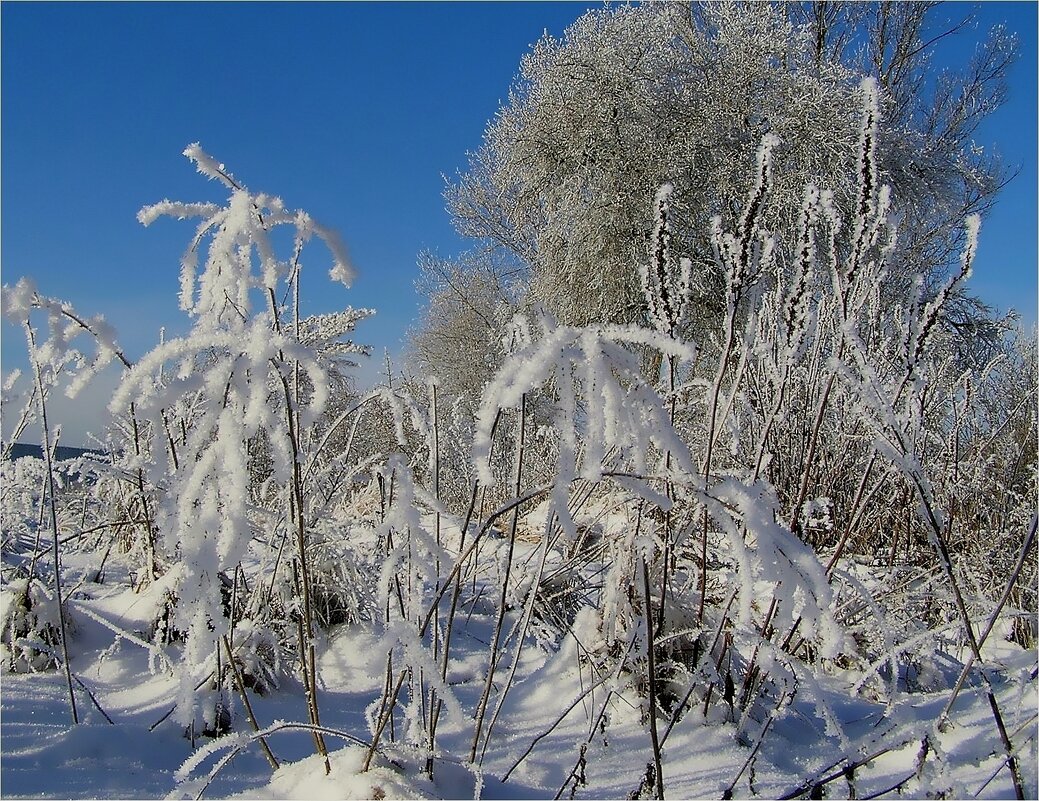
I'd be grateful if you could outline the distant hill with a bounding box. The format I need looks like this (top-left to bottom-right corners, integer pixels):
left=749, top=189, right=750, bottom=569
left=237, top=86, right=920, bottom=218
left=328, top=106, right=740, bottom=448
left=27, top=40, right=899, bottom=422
left=6, top=443, right=107, bottom=462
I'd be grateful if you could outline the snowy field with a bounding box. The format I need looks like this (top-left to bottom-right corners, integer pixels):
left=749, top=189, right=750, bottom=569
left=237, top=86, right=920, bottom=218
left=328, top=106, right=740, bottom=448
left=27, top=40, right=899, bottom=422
left=2, top=509, right=1036, bottom=800
left=3, top=8, right=1037, bottom=795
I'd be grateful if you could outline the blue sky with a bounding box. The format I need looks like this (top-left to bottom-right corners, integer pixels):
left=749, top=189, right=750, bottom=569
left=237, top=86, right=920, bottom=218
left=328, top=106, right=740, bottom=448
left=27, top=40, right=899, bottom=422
left=963, top=2, right=1038, bottom=324
left=2, top=1, right=1036, bottom=445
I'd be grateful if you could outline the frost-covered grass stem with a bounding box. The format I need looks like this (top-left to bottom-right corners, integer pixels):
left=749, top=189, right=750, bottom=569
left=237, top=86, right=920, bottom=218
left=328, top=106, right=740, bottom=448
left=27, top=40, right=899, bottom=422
left=470, top=393, right=527, bottom=764
left=279, top=366, right=330, bottom=773
left=939, top=514, right=1037, bottom=730
left=24, top=319, right=79, bottom=725
left=222, top=635, right=279, bottom=771
left=428, top=480, right=482, bottom=777
left=641, top=554, right=665, bottom=800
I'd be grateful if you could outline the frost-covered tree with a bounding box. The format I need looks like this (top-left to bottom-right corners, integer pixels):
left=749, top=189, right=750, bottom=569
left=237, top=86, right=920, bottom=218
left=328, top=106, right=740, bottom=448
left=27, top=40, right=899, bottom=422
left=788, top=1, right=1018, bottom=348
left=407, top=250, right=517, bottom=400
left=434, top=1, right=1014, bottom=357
left=446, top=3, right=848, bottom=328
left=789, top=1, right=1014, bottom=242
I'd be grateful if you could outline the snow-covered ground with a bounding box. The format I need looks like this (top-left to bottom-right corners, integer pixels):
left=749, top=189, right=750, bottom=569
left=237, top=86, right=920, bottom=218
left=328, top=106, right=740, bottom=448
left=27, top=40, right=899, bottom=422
left=3, top=538, right=1035, bottom=800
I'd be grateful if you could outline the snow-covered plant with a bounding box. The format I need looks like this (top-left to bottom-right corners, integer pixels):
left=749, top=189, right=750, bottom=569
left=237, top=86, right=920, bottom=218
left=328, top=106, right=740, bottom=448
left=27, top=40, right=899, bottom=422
left=0, top=277, right=175, bottom=597
left=473, top=316, right=697, bottom=493
left=466, top=303, right=847, bottom=757
left=0, top=456, right=46, bottom=560
left=699, top=77, right=1036, bottom=794
left=0, top=278, right=129, bottom=423
left=351, top=67, right=1035, bottom=796
left=111, top=144, right=367, bottom=757
left=640, top=184, right=692, bottom=342
left=0, top=575, right=68, bottom=673
left=0, top=282, right=136, bottom=722
left=828, top=204, right=1030, bottom=794
left=228, top=618, right=282, bottom=697
left=359, top=454, right=464, bottom=773
left=375, top=457, right=449, bottom=626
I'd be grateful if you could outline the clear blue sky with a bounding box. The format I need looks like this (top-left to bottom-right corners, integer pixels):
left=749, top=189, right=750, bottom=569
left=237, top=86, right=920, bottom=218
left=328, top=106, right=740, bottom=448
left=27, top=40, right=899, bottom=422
left=2, top=1, right=1036, bottom=445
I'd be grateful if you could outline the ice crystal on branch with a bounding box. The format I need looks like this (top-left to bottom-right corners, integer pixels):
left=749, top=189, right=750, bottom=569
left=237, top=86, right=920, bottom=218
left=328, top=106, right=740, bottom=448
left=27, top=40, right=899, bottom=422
left=640, top=183, right=692, bottom=339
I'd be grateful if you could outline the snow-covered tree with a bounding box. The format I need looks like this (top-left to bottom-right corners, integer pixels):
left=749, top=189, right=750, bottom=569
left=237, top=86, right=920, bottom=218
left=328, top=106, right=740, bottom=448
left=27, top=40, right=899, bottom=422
left=407, top=250, right=517, bottom=404
left=435, top=1, right=1014, bottom=352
